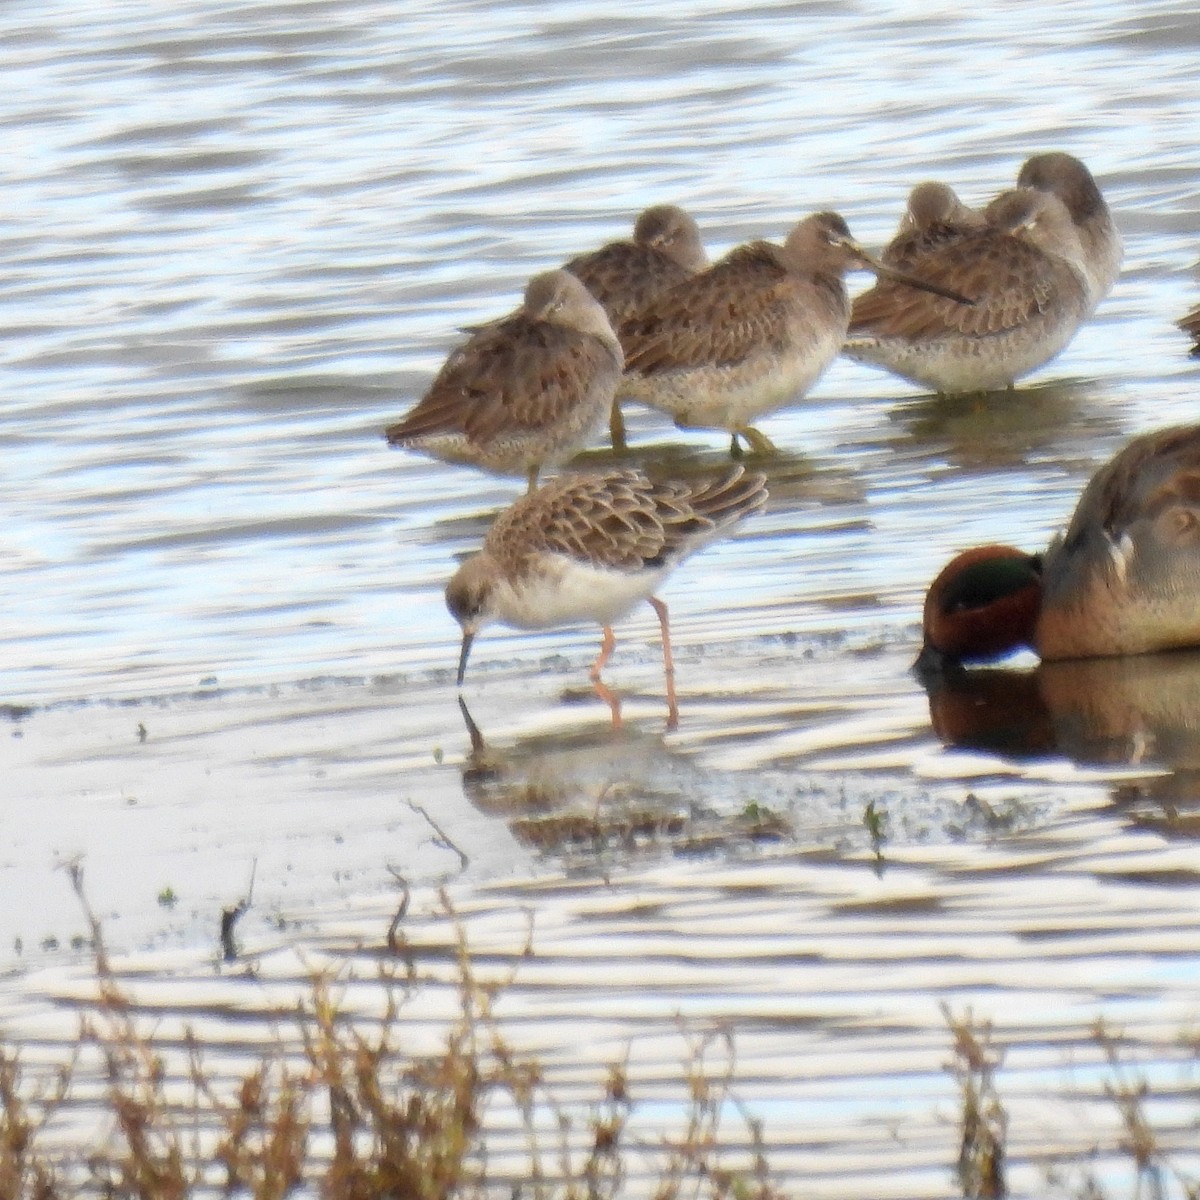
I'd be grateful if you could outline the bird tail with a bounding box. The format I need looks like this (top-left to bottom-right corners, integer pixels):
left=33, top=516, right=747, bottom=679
left=383, top=393, right=465, bottom=445
left=685, top=465, right=769, bottom=530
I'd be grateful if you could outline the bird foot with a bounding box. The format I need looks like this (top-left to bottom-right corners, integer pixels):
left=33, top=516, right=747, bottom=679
left=735, top=427, right=778, bottom=456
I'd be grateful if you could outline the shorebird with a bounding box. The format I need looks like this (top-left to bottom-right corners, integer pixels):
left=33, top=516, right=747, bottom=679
left=917, top=425, right=1200, bottom=669
left=447, top=465, right=768, bottom=728
left=844, top=188, right=1090, bottom=394
left=384, top=270, right=622, bottom=492
left=881, top=181, right=985, bottom=270
left=1179, top=303, right=1200, bottom=356
left=617, top=212, right=972, bottom=456
left=565, top=204, right=708, bottom=450
left=1016, top=151, right=1121, bottom=312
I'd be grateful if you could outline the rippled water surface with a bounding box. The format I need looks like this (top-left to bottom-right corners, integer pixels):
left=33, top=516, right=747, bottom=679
left=4, top=0, right=1200, bottom=1190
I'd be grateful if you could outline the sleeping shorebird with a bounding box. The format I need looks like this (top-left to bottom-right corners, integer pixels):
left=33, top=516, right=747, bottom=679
left=385, top=269, right=622, bottom=492
left=446, top=465, right=768, bottom=728
left=1015, top=151, right=1121, bottom=313
left=564, top=204, right=708, bottom=450
left=844, top=187, right=1090, bottom=394
left=881, top=181, right=985, bottom=270
left=616, top=211, right=973, bottom=456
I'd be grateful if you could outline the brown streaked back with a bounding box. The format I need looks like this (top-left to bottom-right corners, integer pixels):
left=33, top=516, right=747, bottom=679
left=385, top=270, right=621, bottom=446
left=849, top=191, right=1086, bottom=341
left=563, top=205, right=707, bottom=329
left=485, top=466, right=768, bottom=573
left=884, top=182, right=985, bottom=269
left=620, top=212, right=862, bottom=377
left=618, top=241, right=800, bottom=374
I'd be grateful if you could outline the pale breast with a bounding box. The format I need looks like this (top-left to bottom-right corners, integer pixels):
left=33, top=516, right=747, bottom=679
left=492, top=555, right=667, bottom=630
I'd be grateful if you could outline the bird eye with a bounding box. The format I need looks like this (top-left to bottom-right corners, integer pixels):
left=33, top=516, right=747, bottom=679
left=446, top=582, right=483, bottom=624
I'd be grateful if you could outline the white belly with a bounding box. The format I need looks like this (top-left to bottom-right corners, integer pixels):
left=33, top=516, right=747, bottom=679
left=843, top=316, right=1083, bottom=394
left=623, top=327, right=843, bottom=430
left=494, top=556, right=666, bottom=630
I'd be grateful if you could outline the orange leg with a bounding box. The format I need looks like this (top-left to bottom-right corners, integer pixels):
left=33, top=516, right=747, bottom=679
left=648, top=596, right=678, bottom=730
left=590, top=625, right=622, bottom=729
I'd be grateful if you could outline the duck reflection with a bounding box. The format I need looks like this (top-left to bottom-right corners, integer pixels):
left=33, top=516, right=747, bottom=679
left=1037, top=654, right=1200, bottom=768
left=923, top=651, right=1200, bottom=768
left=924, top=665, right=1056, bottom=758
left=921, top=652, right=1200, bottom=837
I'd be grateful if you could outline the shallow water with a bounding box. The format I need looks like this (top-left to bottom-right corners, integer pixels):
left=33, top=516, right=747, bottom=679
left=3, top=0, right=1200, bottom=1189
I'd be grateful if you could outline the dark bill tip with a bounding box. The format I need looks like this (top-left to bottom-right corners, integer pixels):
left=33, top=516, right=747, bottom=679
left=457, top=695, right=485, bottom=753
left=913, top=641, right=958, bottom=681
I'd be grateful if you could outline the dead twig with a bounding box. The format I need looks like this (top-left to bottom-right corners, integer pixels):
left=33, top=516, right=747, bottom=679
left=407, top=801, right=470, bottom=874
left=58, top=857, right=108, bottom=979
left=384, top=866, right=416, bottom=979
left=220, top=859, right=257, bottom=963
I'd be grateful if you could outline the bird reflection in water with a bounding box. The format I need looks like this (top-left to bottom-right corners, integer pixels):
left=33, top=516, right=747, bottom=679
left=890, top=378, right=1112, bottom=472
left=918, top=652, right=1200, bottom=838
left=921, top=664, right=1056, bottom=759
left=457, top=697, right=692, bottom=854
left=456, top=698, right=792, bottom=855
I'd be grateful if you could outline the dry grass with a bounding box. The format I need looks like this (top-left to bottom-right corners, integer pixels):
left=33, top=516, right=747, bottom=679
left=0, top=890, right=782, bottom=1199
left=3, top=881, right=1197, bottom=1198
left=0, top=1043, right=73, bottom=1199
left=943, top=1004, right=1007, bottom=1200
left=944, top=1007, right=1200, bottom=1200
left=1053, top=1019, right=1200, bottom=1200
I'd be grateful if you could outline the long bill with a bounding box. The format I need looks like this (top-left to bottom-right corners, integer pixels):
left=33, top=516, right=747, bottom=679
left=456, top=629, right=475, bottom=688
left=843, top=238, right=976, bottom=306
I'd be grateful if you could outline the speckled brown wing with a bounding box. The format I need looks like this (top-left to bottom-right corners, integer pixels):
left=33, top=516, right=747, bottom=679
left=849, top=229, right=1074, bottom=339
left=653, top=467, right=769, bottom=556
left=486, top=470, right=670, bottom=569
left=385, top=317, right=619, bottom=445
left=1062, top=426, right=1200, bottom=548
left=619, top=244, right=796, bottom=373
left=565, top=243, right=693, bottom=327
left=487, top=467, right=768, bottom=571
left=883, top=220, right=976, bottom=271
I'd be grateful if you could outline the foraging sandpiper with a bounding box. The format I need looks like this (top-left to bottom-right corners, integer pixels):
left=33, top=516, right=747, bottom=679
left=447, top=464, right=768, bottom=727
